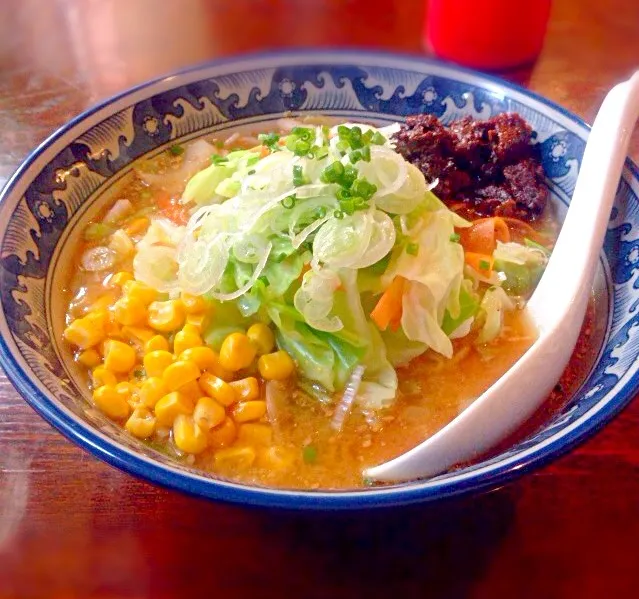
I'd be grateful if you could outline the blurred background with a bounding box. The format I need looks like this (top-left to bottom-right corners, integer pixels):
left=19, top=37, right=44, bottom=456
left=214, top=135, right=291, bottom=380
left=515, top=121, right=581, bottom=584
left=2, top=0, right=638, bottom=190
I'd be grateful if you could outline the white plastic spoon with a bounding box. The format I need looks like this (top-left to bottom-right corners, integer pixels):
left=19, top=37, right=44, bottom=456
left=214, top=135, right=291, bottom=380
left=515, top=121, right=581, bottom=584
left=364, top=71, right=639, bottom=483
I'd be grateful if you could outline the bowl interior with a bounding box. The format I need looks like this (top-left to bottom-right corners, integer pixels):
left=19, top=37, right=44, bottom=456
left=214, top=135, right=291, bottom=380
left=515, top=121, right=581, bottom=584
left=1, top=52, right=638, bottom=508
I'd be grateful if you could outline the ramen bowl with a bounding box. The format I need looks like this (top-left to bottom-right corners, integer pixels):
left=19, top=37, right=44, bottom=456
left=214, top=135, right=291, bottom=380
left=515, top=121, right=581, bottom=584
left=0, top=51, right=637, bottom=509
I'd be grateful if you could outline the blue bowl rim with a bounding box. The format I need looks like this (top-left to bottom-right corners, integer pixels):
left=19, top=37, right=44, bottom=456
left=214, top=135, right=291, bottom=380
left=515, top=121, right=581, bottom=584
left=1, top=48, right=638, bottom=510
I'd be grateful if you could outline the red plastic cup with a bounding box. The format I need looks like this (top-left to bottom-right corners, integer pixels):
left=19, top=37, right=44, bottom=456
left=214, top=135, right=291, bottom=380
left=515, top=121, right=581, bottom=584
left=425, top=0, right=552, bottom=71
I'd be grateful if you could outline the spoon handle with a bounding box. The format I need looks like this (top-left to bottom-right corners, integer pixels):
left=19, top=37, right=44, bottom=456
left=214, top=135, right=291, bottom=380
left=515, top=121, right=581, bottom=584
left=528, top=71, right=639, bottom=327
left=364, top=72, right=639, bottom=483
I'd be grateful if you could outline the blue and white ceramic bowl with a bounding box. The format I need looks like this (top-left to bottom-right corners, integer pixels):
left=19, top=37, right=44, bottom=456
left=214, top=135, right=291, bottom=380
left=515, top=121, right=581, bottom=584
left=1, top=51, right=637, bottom=509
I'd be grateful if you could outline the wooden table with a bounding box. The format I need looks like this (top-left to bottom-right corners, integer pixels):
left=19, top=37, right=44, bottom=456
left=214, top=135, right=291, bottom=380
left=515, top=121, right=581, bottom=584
left=1, top=1, right=639, bottom=597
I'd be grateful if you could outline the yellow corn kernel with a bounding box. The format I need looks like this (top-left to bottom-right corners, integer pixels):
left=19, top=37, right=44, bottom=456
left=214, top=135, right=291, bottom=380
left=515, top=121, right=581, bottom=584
left=207, top=417, right=237, bottom=448
left=185, top=313, right=208, bottom=329
left=247, top=323, right=275, bottom=356
left=121, top=326, right=155, bottom=345
left=213, top=446, right=256, bottom=469
left=179, top=346, right=219, bottom=371
left=123, top=280, right=158, bottom=306
left=230, top=377, right=260, bottom=401
left=212, top=364, right=234, bottom=381
left=113, top=295, right=147, bottom=326
left=139, top=377, right=169, bottom=408
left=258, top=351, right=295, bottom=381
left=148, top=300, right=185, bottom=332
left=115, top=381, right=136, bottom=398
left=193, top=396, right=226, bottom=431
left=63, top=311, right=107, bottom=349
left=89, top=294, right=118, bottom=314
left=182, top=324, right=200, bottom=336
left=111, top=271, right=134, bottom=286
left=154, top=391, right=194, bottom=427
left=237, top=423, right=272, bottom=446
left=173, top=328, right=202, bottom=356
left=257, top=446, right=296, bottom=470
left=173, top=414, right=208, bottom=454
left=125, top=407, right=156, bottom=439
left=231, top=400, right=267, bottom=423
left=93, top=385, right=130, bottom=420
left=143, top=350, right=174, bottom=377
left=103, top=339, right=137, bottom=373
left=115, top=381, right=141, bottom=409
left=92, top=365, right=117, bottom=388
left=77, top=348, right=101, bottom=368
left=178, top=380, right=204, bottom=401
left=180, top=292, right=207, bottom=314
left=144, top=334, right=170, bottom=353
left=199, top=373, right=237, bottom=407
left=162, top=360, right=201, bottom=392
left=219, top=332, right=256, bottom=372
left=124, top=216, right=149, bottom=237
left=104, top=313, right=123, bottom=338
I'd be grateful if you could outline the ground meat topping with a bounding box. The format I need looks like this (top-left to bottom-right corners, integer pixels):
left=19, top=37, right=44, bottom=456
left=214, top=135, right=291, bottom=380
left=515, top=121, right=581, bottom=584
left=392, top=113, right=548, bottom=220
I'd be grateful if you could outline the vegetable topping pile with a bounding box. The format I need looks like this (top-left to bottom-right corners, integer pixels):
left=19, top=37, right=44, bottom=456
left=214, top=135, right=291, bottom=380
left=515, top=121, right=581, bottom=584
left=131, top=122, right=549, bottom=409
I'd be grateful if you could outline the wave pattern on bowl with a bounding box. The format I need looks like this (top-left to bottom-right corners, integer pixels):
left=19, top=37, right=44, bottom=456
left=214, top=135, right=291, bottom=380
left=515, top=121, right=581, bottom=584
left=0, top=53, right=637, bottom=508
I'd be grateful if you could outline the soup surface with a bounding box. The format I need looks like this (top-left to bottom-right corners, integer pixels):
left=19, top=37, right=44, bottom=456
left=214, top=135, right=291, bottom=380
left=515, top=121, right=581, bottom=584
left=63, top=117, right=580, bottom=490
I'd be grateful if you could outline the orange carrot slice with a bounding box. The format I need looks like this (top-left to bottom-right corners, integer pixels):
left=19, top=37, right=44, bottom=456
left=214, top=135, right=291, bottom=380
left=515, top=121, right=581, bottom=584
left=464, top=252, right=494, bottom=276
left=458, top=217, right=510, bottom=255
left=371, top=276, right=405, bottom=331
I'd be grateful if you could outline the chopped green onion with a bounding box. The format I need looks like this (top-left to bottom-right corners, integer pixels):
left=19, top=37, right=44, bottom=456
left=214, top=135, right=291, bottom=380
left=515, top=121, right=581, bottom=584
left=336, top=140, right=350, bottom=154
left=293, top=165, right=306, bottom=187
left=83, top=223, right=114, bottom=242
left=334, top=209, right=345, bottom=219
left=479, top=259, right=490, bottom=270
left=349, top=126, right=363, bottom=149
left=348, top=149, right=363, bottom=164
left=293, top=140, right=311, bottom=157
left=342, top=164, right=358, bottom=188
left=316, top=206, right=327, bottom=218
left=258, top=132, right=280, bottom=151
left=348, top=147, right=371, bottom=163
left=351, top=178, right=377, bottom=200
left=247, top=169, right=256, bottom=175
left=336, top=188, right=352, bottom=202
left=406, top=242, right=419, bottom=256
left=281, top=195, right=296, bottom=209
left=285, top=136, right=297, bottom=152
left=320, top=161, right=345, bottom=183
left=341, top=200, right=356, bottom=215
left=168, top=144, right=184, bottom=156
left=353, top=197, right=368, bottom=210
left=449, top=233, right=461, bottom=243
left=302, top=445, right=318, bottom=464
left=337, top=125, right=350, bottom=140
left=370, top=131, right=386, bottom=145
left=291, top=126, right=313, bottom=141
left=211, top=154, right=228, bottom=165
